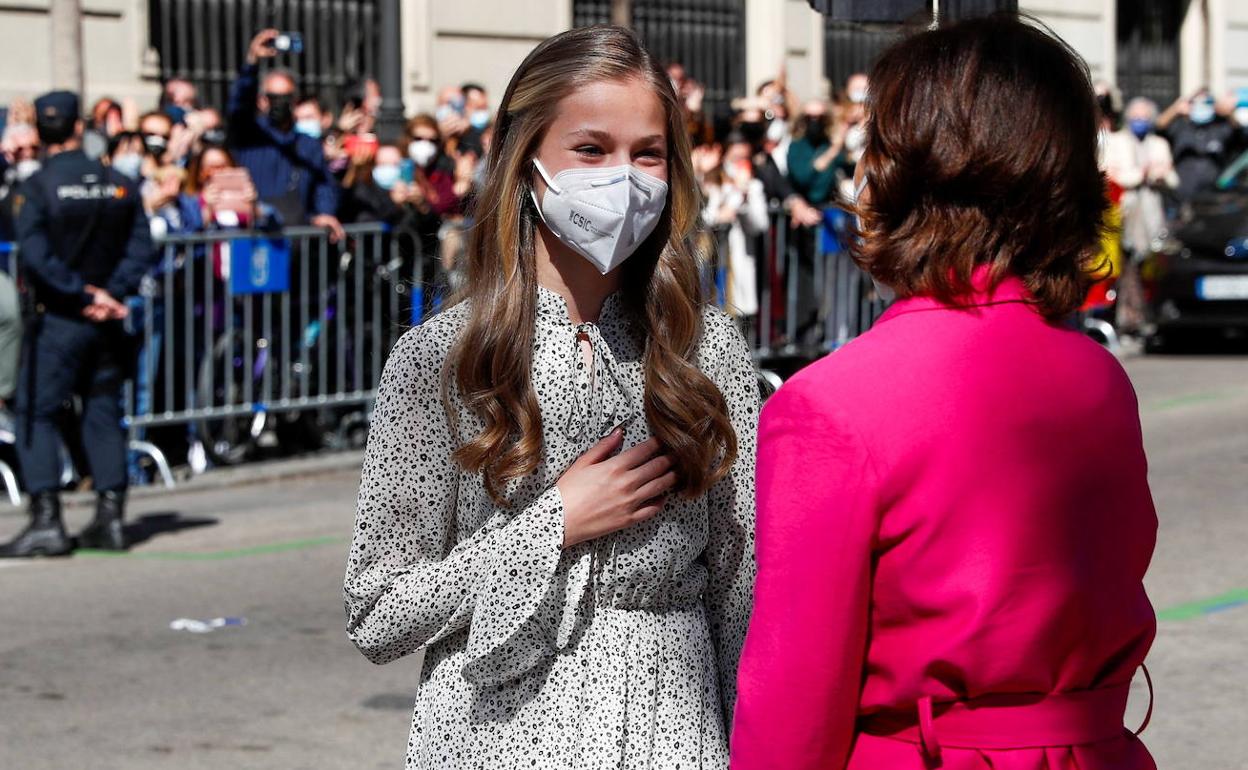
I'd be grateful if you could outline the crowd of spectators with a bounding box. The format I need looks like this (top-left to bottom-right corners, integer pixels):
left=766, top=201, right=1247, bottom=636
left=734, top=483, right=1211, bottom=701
left=1095, top=83, right=1248, bottom=332
left=3, top=28, right=1248, bottom=339
left=0, top=29, right=483, bottom=303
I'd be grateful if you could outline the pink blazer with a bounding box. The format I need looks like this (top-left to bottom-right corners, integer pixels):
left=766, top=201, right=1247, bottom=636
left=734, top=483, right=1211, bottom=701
left=732, top=274, right=1157, bottom=770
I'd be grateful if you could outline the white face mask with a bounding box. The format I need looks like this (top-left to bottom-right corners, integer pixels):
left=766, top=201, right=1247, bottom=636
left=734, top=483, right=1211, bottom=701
left=112, top=153, right=144, bottom=180
left=408, top=139, right=437, bottom=167
left=529, top=158, right=669, bottom=275
left=14, top=159, right=40, bottom=181
left=766, top=118, right=790, bottom=143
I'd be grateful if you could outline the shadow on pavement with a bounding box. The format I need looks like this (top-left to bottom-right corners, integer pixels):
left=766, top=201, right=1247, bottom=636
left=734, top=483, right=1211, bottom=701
left=122, top=512, right=218, bottom=548
left=361, top=693, right=417, bottom=711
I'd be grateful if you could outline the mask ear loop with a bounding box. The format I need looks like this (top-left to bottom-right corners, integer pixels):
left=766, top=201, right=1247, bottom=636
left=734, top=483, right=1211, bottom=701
left=852, top=172, right=868, bottom=202
left=531, top=158, right=562, bottom=195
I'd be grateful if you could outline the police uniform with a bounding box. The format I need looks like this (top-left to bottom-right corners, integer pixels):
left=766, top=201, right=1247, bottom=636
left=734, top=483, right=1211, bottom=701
left=0, top=91, right=157, bottom=558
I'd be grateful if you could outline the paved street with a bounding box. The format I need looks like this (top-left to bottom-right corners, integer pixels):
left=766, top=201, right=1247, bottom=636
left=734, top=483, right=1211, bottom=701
left=0, top=351, right=1245, bottom=769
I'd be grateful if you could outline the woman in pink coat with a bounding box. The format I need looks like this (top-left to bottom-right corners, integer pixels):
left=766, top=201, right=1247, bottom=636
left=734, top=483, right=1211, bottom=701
left=732, top=16, right=1157, bottom=770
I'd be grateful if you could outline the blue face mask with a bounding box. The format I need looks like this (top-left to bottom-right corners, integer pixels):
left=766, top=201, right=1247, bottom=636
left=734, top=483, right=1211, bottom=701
left=469, top=109, right=491, bottom=130
left=372, top=165, right=400, bottom=190
left=1190, top=100, right=1216, bottom=125
left=435, top=98, right=465, bottom=124
left=294, top=119, right=322, bottom=139
left=1129, top=118, right=1152, bottom=139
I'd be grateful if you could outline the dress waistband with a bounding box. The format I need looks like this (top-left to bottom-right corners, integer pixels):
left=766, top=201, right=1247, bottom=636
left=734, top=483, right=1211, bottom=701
left=858, top=668, right=1153, bottom=761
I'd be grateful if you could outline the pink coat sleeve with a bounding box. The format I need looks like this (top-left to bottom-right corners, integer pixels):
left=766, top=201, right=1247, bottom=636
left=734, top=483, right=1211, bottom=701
left=731, top=378, right=879, bottom=770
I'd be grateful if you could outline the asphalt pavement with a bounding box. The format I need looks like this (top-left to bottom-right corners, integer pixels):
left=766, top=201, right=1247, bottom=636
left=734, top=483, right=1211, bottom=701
left=0, top=351, right=1245, bottom=769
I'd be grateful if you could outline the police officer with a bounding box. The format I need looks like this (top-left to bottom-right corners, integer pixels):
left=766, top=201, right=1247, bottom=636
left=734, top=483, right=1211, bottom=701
left=0, top=91, right=157, bottom=558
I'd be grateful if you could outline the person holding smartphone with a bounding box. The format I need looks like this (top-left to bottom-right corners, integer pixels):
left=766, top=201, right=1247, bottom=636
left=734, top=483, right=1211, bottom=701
left=226, top=28, right=343, bottom=240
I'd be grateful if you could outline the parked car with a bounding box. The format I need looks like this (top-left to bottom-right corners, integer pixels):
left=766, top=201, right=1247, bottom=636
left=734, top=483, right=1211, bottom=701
left=1142, top=149, right=1248, bottom=352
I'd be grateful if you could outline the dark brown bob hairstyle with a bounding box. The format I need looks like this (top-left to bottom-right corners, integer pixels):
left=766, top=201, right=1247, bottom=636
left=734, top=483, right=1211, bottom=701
left=853, top=14, right=1107, bottom=320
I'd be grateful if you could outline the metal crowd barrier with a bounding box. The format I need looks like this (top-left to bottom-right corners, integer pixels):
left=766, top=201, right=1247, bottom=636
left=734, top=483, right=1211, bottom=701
left=0, top=222, right=419, bottom=498
left=701, top=203, right=887, bottom=369
left=0, top=206, right=884, bottom=498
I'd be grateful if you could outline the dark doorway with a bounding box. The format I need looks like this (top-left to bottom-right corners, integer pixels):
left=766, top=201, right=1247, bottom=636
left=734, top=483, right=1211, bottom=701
left=824, top=20, right=902, bottom=97
left=148, top=0, right=381, bottom=111
left=573, top=0, right=747, bottom=117
left=1117, top=0, right=1186, bottom=108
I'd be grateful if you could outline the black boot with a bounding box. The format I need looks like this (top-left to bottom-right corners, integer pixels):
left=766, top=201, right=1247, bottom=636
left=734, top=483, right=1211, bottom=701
left=77, top=489, right=127, bottom=551
left=0, top=491, right=73, bottom=558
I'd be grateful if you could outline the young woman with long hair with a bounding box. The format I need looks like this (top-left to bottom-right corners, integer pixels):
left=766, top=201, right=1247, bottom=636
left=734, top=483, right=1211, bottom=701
left=344, top=25, right=757, bottom=769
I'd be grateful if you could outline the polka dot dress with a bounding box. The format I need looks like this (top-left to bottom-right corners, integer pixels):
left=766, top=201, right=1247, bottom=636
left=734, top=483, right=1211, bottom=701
left=344, top=285, right=759, bottom=769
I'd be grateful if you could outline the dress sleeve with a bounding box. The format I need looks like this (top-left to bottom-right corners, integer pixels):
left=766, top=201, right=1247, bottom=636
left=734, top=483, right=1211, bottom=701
left=701, top=309, right=760, bottom=726
left=731, top=377, right=879, bottom=770
left=344, top=323, right=567, bottom=683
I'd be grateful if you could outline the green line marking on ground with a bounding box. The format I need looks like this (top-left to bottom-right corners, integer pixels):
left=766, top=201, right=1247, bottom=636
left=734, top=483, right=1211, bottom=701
left=1157, top=587, right=1248, bottom=622
left=75, top=535, right=348, bottom=561
left=1145, top=390, right=1242, bottom=413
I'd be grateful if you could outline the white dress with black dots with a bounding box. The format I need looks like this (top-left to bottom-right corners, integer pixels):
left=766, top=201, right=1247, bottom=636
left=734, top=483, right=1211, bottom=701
left=344, top=286, right=758, bottom=769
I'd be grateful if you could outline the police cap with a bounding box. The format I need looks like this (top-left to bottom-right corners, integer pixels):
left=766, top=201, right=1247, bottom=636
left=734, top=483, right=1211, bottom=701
left=33, top=90, right=80, bottom=145
left=34, top=90, right=80, bottom=125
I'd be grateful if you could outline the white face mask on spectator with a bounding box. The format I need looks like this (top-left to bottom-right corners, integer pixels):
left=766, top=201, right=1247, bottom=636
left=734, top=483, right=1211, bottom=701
left=408, top=140, right=437, bottom=167
left=766, top=118, right=790, bottom=143
left=529, top=157, right=668, bottom=275
left=14, top=159, right=40, bottom=181
left=112, top=153, right=144, bottom=180
left=372, top=164, right=401, bottom=191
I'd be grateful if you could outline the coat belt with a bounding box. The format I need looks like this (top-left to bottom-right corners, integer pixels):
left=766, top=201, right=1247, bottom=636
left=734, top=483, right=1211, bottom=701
left=858, top=666, right=1153, bottom=761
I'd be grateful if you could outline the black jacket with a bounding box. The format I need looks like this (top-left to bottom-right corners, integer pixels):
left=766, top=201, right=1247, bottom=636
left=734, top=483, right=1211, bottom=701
left=14, top=150, right=156, bottom=315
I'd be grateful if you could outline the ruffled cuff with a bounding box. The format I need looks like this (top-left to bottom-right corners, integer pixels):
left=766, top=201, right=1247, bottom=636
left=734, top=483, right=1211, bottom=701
left=461, top=485, right=568, bottom=686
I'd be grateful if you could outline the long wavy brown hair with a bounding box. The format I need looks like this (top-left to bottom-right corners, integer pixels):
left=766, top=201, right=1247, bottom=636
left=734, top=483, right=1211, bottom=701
left=446, top=25, right=736, bottom=504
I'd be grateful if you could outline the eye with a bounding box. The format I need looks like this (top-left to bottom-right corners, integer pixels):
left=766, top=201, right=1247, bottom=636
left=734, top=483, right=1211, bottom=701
left=574, top=145, right=604, bottom=157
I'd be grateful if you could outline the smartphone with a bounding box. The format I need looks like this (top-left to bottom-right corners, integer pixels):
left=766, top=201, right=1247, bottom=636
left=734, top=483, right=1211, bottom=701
left=207, top=168, right=254, bottom=214
left=400, top=159, right=415, bottom=184
left=272, top=32, right=303, bottom=54
left=343, top=132, right=379, bottom=157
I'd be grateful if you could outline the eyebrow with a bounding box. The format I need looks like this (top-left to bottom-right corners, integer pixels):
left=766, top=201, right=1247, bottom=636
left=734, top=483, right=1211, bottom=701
left=567, top=128, right=665, bottom=145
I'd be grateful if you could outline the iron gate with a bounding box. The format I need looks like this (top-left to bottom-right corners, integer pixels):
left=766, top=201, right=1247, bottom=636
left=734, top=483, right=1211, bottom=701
left=1117, top=0, right=1185, bottom=108
left=824, top=19, right=901, bottom=95
left=573, top=0, right=747, bottom=116
left=148, top=0, right=380, bottom=111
